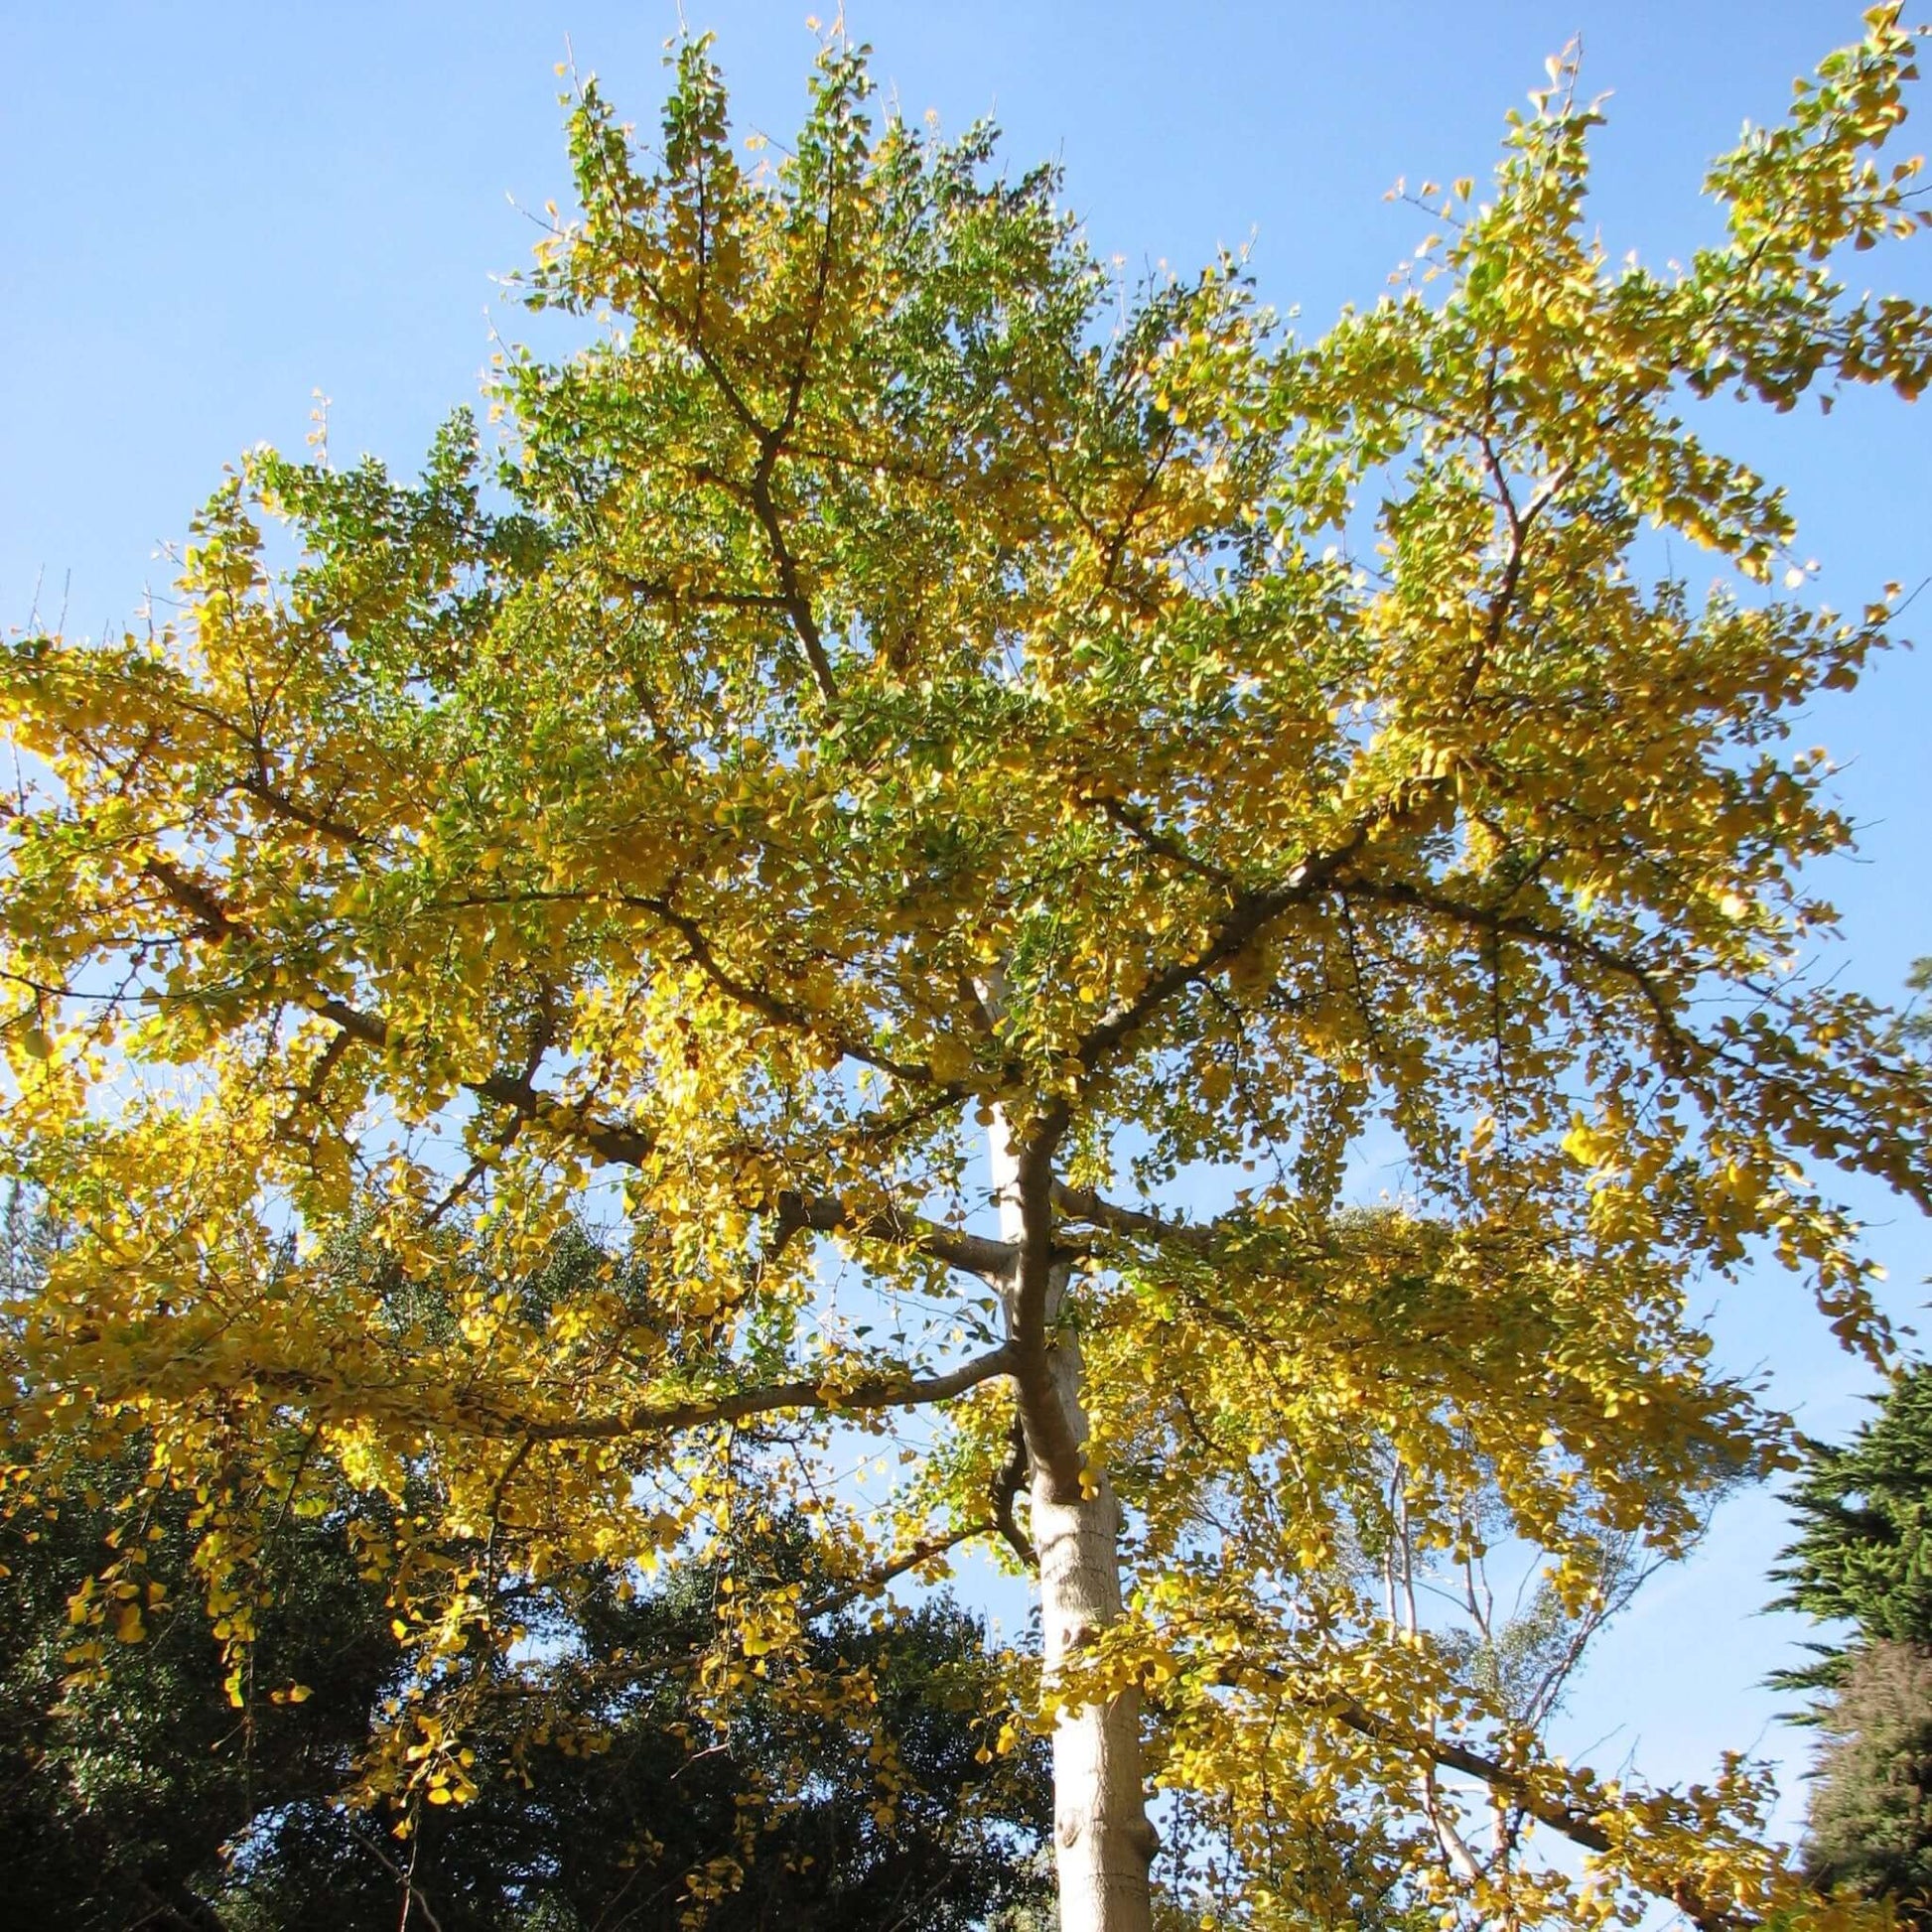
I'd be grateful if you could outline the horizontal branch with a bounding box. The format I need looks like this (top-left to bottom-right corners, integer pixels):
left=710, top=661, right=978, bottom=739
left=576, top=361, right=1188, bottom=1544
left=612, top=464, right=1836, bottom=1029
left=512, top=1341, right=1016, bottom=1444
left=605, top=572, right=796, bottom=615
left=777, top=1190, right=1016, bottom=1284
left=1333, top=1700, right=1746, bottom=1932
left=1051, top=1181, right=1214, bottom=1255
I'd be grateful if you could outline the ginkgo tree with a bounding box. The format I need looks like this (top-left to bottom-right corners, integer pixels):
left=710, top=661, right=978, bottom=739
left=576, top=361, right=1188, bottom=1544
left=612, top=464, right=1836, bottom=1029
left=5, top=10, right=1932, bottom=1931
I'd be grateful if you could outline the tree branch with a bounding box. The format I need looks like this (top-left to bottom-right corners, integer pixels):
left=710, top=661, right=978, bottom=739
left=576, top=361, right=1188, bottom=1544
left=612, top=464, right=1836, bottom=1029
left=775, top=1190, right=1016, bottom=1285
left=1090, top=794, right=1238, bottom=887
left=141, top=857, right=657, bottom=1168
left=748, top=446, right=838, bottom=704
left=1333, top=876, right=1698, bottom=1076
left=510, top=1341, right=1016, bottom=1444
left=1051, top=1181, right=1215, bottom=1255
left=802, top=1418, right=1035, bottom=1620
left=632, top=891, right=934, bottom=1084
left=1003, top=1107, right=1088, bottom=1501
left=802, top=1523, right=989, bottom=1621
left=1065, top=797, right=1427, bottom=1085
left=231, top=771, right=374, bottom=850
left=1332, top=1700, right=1747, bottom=1932
left=992, top=1415, right=1035, bottom=1567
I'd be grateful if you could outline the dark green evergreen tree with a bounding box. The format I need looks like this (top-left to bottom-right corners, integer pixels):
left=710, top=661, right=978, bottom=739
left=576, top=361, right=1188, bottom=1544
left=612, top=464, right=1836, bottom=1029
left=0, top=1440, right=401, bottom=1928
left=1774, top=1352, right=1932, bottom=1921
left=1803, top=1639, right=1932, bottom=1917
left=218, top=1578, right=1050, bottom=1932
left=1, top=1474, right=1049, bottom=1930
left=1774, top=1362, right=1932, bottom=1697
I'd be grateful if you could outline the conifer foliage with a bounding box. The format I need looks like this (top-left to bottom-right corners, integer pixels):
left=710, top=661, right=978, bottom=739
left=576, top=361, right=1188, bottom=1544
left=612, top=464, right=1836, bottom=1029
left=1805, top=1640, right=1932, bottom=1923
left=1775, top=1319, right=1932, bottom=1917
left=1779, top=1363, right=1932, bottom=1692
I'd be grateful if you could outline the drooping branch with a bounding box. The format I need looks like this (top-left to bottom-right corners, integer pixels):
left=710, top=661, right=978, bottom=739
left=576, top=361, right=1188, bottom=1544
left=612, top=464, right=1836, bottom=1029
left=1332, top=1700, right=1748, bottom=1932
left=1185, top=1637, right=1755, bottom=1930
left=991, top=1415, right=1035, bottom=1567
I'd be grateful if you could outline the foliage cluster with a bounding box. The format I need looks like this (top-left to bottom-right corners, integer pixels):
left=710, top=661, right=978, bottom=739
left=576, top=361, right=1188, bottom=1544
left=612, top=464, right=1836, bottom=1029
left=0, top=1205, right=1050, bottom=1931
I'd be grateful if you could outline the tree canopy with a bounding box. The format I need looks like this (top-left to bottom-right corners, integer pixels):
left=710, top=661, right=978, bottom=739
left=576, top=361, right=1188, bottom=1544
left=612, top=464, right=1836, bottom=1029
left=4, top=10, right=1932, bottom=1930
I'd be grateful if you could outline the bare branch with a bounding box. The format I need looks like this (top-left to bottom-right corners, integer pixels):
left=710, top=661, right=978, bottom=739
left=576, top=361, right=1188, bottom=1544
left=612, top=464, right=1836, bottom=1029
left=775, top=1190, right=1017, bottom=1285
left=1051, top=1180, right=1215, bottom=1255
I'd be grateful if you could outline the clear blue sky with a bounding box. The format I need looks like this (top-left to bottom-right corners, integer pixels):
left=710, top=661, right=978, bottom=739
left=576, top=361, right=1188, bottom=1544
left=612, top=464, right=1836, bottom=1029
left=5, top=0, right=1928, bottom=1846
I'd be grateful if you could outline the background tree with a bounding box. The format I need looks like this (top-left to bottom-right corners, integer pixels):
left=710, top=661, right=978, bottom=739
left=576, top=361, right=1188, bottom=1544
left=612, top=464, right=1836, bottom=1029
left=1769, top=966, right=1932, bottom=1923
left=1777, top=1363, right=1932, bottom=1696
left=0, top=1203, right=1050, bottom=1931
left=1773, top=1100, right=1932, bottom=1932
left=1, top=1483, right=1048, bottom=1932
left=0, top=1434, right=394, bottom=1930
left=5, top=12, right=1932, bottom=1932
left=1803, top=1640, right=1932, bottom=1924
left=217, top=1575, right=1052, bottom=1932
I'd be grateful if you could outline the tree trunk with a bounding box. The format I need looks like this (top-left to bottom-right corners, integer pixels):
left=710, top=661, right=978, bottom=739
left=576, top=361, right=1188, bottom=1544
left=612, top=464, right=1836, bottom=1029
left=990, top=1113, right=1157, bottom=1932
left=1033, top=1330, right=1158, bottom=1932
